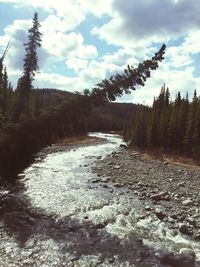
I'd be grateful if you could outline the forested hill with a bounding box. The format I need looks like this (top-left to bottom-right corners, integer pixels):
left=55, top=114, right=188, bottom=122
left=34, top=87, right=137, bottom=132
left=32, top=88, right=135, bottom=127
left=88, top=102, right=138, bottom=132
left=32, top=88, right=74, bottom=114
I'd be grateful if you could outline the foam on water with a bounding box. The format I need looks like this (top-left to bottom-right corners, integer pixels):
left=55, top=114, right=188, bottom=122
left=0, top=132, right=200, bottom=266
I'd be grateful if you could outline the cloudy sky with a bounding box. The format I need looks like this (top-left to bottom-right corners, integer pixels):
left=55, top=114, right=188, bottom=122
left=0, top=0, right=200, bottom=104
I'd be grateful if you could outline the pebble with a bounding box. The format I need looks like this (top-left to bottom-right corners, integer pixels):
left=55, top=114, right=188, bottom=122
left=182, top=199, right=193, bottom=206
left=114, top=165, right=121, bottom=169
left=179, top=224, right=191, bottom=235
left=178, top=181, right=185, bottom=187
left=150, top=191, right=167, bottom=201
left=155, top=208, right=166, bottom=220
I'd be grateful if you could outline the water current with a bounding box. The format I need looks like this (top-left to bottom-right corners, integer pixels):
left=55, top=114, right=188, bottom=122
left=0, top=133, right=200, bottom=266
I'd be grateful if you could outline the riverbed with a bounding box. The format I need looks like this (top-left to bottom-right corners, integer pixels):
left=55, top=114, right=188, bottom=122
left=0, top=133, right=200, bottom=266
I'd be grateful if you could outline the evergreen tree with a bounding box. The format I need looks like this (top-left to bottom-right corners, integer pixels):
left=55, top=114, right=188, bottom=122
left=23, top=12, right=42, bottom=78
left=183, top=90, right=198, bottom=153
left=2, top=67, right=8, bottom=115
left=0, top=60, right=3, bottom=119
left=89, top=44, right=166, bottom=104
left=13, top=12, right=42, bottom=121
left=176, top=95, right=189, bottom=150
left=0, top=43, right=11, bottom=125
left=192, top=101, right=200, bottom=159
left=165, top=87, right=170, bottom=108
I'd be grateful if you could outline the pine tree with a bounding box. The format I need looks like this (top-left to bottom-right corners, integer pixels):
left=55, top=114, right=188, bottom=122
left=184, top=90, right=198, bottom=153
left=176, top=95, right=189, bottom=151
left=165, top=87, right=170, bottom=108
left=193, top=100, right=200, bottom=147
left=0, top=44, right=11, bottom=124
left=2, top=67, right=8, bottom=115
left=23, top=12, right=42, bottom=79
left=147, top=105, right=159, bottom=147
left=89, top=44, right=166, bottom=104
left=13, top=12, right=42, bottom=121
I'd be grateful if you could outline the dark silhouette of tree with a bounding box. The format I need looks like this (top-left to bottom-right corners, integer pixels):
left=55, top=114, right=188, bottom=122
left=88, top=44, right=166, bottom=104
left=23, top=12, right=42, bottom=78
left=183, top=90, right=198, bottom=153
left=13, top=12, right=42, bottom=121
left=2, top=67, right=8, bottom=115
left=0, top=42, right=12, bottom=125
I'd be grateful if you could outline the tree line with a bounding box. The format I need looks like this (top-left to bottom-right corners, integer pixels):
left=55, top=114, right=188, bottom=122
left=0, top=12, right=166, bottom=183
left=124, top=84, right=200, bottom=162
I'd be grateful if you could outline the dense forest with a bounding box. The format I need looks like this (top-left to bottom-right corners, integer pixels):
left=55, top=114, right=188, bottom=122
left=87, top=102, right=137, bottom=132
left=124, top=84, right=200, bottom=162
left=0, top=12, right=166, bottom=183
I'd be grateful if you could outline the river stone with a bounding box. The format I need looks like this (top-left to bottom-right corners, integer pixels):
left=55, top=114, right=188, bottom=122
left=171, top=214, right=178, bottom=220
left=155, top=208, right=166, bottom=220
left=108, top=257, right=115, bottom=263
left=180, top=248, right=195, bottom=258
left=182, top=199, right=193, bottom=206
left=92, top=178, right=101, bottom=183
left=113, top=183, right=121, bottom=188
left=178, top=181, right=185, bottom=187
left=119, top=144, right=128, bottom=149
left=160, top=252, right=195, bottom=267
left=114, top=165, right=121, bottom=169
left=102, top=177, right=109, bottom=182
left=179, top=224, right=191, bottom=235
left=150, top=191, right=167, bottom=201
left=95, top=223, right=106, bottom=229
left=186, top=217, right=197, bottom=227
left=195, top=232, right=200, bottom=240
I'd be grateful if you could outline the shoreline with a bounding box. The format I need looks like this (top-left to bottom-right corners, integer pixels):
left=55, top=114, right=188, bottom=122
left=129, top=146, right=200, bottom=171
left=0, top=134, right=100, bottom=188
left=92, top=146, right=200, bottom=242
left=1, top=133, right=200, bottom=266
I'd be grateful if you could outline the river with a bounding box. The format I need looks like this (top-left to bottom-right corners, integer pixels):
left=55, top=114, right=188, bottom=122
left=0, top=133, right=199, bottom=266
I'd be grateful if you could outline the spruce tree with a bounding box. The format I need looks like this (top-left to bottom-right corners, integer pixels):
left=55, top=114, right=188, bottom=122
left=13, top=12, right=42, bottom=121
left=23, top=12, right=42, bottom=79
left=2, top=67, right=8, bottom=115
left=193, top=98, right=200, bottom=148
left=89, top=44, right=166, bottom=104
left=183, top=90, right=198, bottom=153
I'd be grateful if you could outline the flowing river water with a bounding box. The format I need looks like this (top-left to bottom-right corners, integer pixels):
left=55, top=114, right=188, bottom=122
left=0, top=133, right=200, bottom=266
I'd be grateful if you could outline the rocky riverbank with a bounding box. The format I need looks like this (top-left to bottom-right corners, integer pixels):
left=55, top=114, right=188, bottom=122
left=93, top=147, right=200, bottom=241
left=92, top=146, right=200, bottom=266
left=1, top=133, right=200, bottom=267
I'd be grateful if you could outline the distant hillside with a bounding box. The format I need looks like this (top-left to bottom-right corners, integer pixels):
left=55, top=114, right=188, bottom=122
left=33, top=88, right=137, bottom=132
left=32, top=88, right=74, bottom=115
left=87, top=102, right=138, bottom=131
